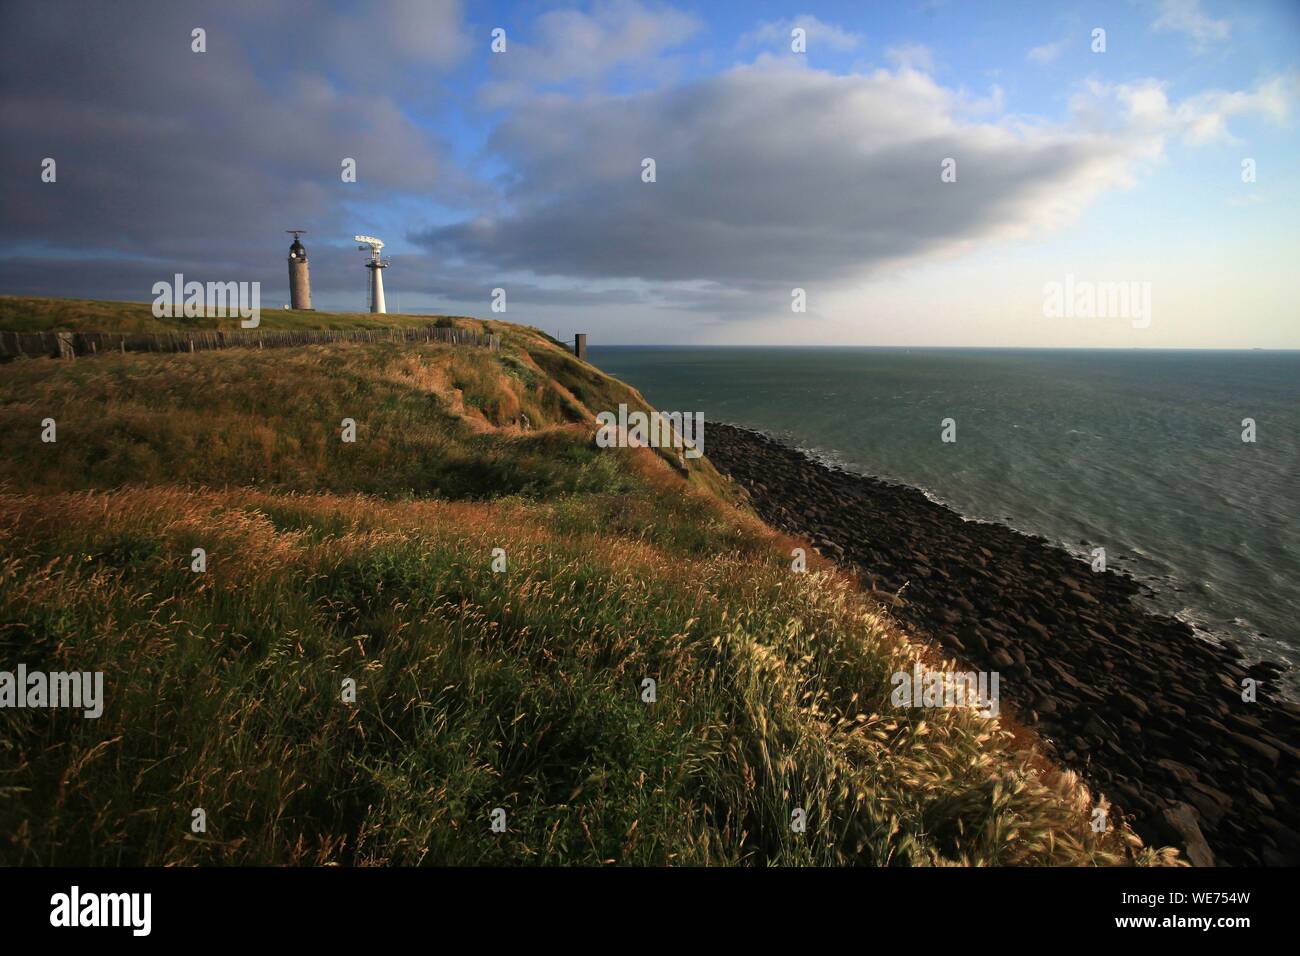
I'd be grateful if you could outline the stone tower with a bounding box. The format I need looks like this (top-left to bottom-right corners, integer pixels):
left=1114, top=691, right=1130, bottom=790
left=287, top=230, right=312, bottom=310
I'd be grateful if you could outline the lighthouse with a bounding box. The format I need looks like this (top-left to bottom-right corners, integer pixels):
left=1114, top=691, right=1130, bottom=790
left=286, top=230, right=312, bottom=310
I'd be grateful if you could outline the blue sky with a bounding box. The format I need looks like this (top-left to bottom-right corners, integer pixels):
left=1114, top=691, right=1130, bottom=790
left=2, top=0, right=1297, bottom=346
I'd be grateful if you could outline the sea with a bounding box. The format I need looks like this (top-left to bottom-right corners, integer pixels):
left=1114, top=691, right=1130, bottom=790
left=589, top=346, right=1300, bottom=698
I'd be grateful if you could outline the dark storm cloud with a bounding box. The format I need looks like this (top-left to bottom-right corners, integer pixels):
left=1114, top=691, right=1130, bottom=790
left=0, top=0, right=471, bottom=294
left=417, top=62, right=1136, bottom=288
left=0, top=2, right=1170, bottom=315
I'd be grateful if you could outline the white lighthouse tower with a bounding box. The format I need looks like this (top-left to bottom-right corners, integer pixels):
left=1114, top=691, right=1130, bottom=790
left=354, top=235, right=389, bottom=314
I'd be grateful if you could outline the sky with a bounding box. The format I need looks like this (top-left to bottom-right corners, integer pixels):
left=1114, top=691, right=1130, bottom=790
left=1, top=0, right=1297, bottom=347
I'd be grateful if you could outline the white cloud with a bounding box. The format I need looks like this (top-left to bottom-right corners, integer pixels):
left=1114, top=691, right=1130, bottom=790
left=421, top=60, right=1300, bottom=318
left=1152, top=0, right=1231, bottom=49
left=1088, top=74, right=1298, bottom=146
left=422, top=61, right=1145, bottom=293
left=1027, top=39, right=1067, bottom=65
left=886, top=44, right=935, bottom=73
left=482, top=0, right=701, bottom=104
left=740, top=15, right=862, bottom=53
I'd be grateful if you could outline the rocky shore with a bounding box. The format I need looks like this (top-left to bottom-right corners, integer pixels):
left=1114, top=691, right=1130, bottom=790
left=707, top=422, right=1300, bottom=866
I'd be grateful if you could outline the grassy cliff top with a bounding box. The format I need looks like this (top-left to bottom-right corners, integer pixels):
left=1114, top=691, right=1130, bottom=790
left=0, top=297, right=1174, bottom=866
left=0, top=294, right=479, bottom=333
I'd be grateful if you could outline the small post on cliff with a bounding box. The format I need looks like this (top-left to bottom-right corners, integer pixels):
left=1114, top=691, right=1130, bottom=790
left=574, top=333, right=587, bottom=360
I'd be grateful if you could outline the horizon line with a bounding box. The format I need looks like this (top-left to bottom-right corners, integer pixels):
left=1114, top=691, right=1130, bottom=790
left=589, top=344, right=1300, bottom=352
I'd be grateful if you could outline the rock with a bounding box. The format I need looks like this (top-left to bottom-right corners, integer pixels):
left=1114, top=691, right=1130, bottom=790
left=1083, top=712, right=1115, bottom=741
left=1226, top=732, right=1280, bottom=766
left=1024, top=618, right=1052, bottom=640
left=703, top=421, right=1300, bottom=868
left=1154, top=758, right=1198, bottom=785
left=957, top=623, right=981, bottom=646
left=1185, top=781, right=1233, bottom=826
left=1260, top=733, right=1300, bottom=762
left=1112, top=782, right=1153, bottom=817
left=1116, top=692, right=1150, bottom=717
left=1262, top=847, right=1293, bottom=866
left=1246, top=788, right=1274, bottom=812
left=1160, top=803, right=1216, bottom=867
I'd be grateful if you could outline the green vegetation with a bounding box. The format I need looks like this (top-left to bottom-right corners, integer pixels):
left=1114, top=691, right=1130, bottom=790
left=0, top=294, right=477, bottom=333
left=0, top=298, right=1176, bottom=866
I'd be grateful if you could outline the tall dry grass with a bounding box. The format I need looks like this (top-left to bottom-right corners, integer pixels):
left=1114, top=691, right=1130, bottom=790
left=0, top=313, right=1179, bottom=865
left=0, top=487, right=1173, bottom=865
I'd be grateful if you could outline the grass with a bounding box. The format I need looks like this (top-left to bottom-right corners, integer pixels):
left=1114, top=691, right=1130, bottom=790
left=0, top=298, right=1179, bottom=866
left=0, top=294, right=481, bottom=333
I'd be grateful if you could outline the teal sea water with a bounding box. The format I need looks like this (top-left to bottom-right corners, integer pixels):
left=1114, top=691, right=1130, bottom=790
left=590, top=346, right=1300, bottom=695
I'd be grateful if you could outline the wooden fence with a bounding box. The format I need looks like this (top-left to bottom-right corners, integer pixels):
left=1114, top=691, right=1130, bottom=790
left=0, top=326, right=501, bottom=361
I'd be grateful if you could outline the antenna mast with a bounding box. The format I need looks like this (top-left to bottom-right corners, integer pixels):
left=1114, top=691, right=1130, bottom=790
left=354, top=235, right=390, bottom=314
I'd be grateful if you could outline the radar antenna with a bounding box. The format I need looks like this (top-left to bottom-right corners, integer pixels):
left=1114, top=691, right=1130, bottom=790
left=354, top=234, right=390, bottom=313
